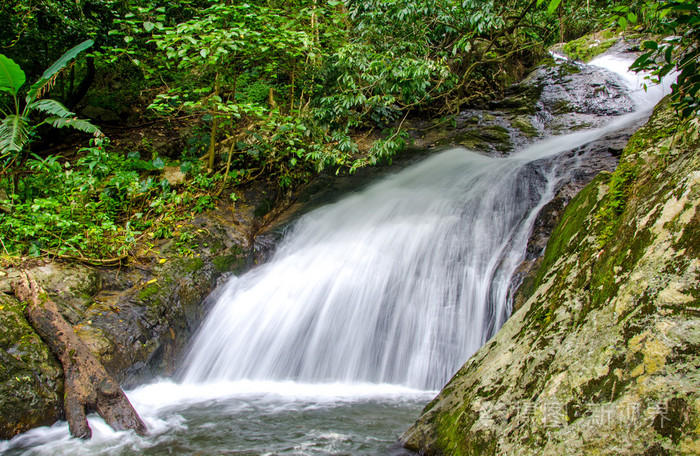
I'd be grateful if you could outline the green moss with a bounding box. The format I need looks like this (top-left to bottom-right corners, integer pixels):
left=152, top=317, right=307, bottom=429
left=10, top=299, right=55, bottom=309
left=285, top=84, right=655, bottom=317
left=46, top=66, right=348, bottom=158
left=213, top=253, right=245, bottom=274
left=0, top=295, right=62, bottom=439
left=433, top=405, right=484, bottom=456
left=595, top=161, right=638, bottom=243
left=138, top=283, right=161, bottom=301
left=563, top=31, right=617, bottom=62
left=535, top=173, right=609, bottom=288
left=181, top=257, right=205, bottom=273
left=510, top=116, right=538, bottom=138
left=552, top=100, right=573, bottom=115
left=455, top=126, right=512, bottom=152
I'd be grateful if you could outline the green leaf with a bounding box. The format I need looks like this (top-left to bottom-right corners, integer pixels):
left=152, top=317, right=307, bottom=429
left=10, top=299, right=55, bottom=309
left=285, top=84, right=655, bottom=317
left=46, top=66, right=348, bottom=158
left=26, top=40, right=94, bottom=103
left=45, top=116, right=101, bottom=135
left=144, top=21, right=155, bottom=32
left=0, top=115, right=29, bottom=154
left=547, top=0, right=563, bottom=14
left=29, top=99, right=75, bottom=117
left=0, top=54, right=26, bottom=96
left=40, top=40, right=94, bottom=83
left=665, top=46, right=673, bottom=63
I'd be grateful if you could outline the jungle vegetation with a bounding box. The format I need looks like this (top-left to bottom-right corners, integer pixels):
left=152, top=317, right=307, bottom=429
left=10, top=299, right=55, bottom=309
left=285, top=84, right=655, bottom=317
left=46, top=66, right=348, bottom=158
left=0, top=0, right=697, bottom=262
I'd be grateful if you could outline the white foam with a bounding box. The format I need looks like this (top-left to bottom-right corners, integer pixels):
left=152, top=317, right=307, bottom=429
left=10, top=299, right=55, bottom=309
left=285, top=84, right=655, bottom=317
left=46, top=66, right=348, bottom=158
left=129, top=379, right=437, bottom=412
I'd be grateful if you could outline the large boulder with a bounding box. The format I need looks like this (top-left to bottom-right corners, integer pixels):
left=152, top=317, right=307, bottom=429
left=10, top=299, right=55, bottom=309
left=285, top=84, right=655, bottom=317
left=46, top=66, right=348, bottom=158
left=0, top=293, right=63, bottom=438
left=401, top=100, right=700, bottom=455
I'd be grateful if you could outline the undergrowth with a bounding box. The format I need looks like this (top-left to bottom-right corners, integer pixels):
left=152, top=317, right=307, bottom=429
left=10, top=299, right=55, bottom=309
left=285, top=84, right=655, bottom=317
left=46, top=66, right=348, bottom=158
left=0, top=137, right=223, bottom=263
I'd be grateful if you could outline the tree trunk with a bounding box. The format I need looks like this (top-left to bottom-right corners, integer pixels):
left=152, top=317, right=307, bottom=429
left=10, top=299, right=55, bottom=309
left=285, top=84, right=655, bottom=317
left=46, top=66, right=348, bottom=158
left=207, top=73, right=221, bottom=173
left=11, top=271, right=147, bottom=439
left=66, top=56, right=95, bottom=110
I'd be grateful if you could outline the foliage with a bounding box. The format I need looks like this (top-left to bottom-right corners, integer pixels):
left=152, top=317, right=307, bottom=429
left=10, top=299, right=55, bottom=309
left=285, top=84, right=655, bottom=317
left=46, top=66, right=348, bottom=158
left=0, top=41, right=101, bottom=169
left=0, top=136, right=218, bottom=259
left=2, top=0, right=693, bottom=262
left=614, top=1, right=700, bottom=117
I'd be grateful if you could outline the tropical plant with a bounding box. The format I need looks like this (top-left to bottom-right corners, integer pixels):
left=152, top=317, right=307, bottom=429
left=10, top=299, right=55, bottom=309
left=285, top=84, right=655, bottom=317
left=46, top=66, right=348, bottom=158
left=622, top=0, right=700, bottom=117
left=0, top=40, right=101, bottom=169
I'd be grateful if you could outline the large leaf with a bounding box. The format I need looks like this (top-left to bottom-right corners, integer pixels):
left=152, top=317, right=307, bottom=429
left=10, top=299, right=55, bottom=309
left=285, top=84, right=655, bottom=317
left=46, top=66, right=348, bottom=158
left=547, top=0, right=563, bottom=14
left=29, top=99, right=75, bottom=117
left=26, top=40, right=94, bottom=103
left=46, top=116, right=101, bottom=135
left=0, top=115, right=30, bottom=154
left=0, top=54, right=26, bottom=96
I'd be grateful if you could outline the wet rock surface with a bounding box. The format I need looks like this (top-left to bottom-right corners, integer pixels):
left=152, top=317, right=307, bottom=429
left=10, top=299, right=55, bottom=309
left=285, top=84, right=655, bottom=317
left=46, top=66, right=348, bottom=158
left=401, top=100, right=700, bottom=455
left=410, top=43, right=639, bottom=157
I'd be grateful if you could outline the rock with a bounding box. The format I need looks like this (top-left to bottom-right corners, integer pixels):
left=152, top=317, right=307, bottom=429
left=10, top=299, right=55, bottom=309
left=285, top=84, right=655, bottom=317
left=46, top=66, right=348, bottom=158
left=401, top=99, right=700, bottom=455
left=560, top=30, right=621, bottom=63
left=510, top=115, right=539, bottom=138
left=162, top=165, right=187, bottom=188
left=80, top=105, right=121, bottom=123
left=408, top=45, right=639, bottom=157
left=0, top=293, right=63, bottom=439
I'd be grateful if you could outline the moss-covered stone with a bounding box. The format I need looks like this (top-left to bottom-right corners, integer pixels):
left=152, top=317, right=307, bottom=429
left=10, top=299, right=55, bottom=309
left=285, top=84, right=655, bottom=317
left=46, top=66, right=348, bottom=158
left=510, top=116, right=539, bottom=138
left=0, top=294, right=62, bottom=439
left=454, top=125, right=513, bottom=153
left=401, top=100, right=700, bottom=455
left=562, top=30, right=619, bottom=62
left=213, top=252, right=246, bottom=274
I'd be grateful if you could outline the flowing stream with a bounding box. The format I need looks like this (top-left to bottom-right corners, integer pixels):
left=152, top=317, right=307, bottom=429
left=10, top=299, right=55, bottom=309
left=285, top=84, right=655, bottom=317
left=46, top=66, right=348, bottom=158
left=1, top=55, right=672, bottom=456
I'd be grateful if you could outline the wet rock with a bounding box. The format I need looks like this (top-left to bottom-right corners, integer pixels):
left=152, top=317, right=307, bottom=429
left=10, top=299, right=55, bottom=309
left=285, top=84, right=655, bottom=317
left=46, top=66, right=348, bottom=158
left=409, top=44, right=639, bottom=158
left=510, top=115, right=539, bottom=138
left=401, top=100, right=700, bottom=456
left=0, top=293, right=63, bottom=439
left=81, top=105, right=121, bottom=123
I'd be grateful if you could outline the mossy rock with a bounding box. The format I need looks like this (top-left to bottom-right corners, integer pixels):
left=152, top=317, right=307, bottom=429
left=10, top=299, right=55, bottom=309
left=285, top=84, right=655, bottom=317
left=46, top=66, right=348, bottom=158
left=0, top=294, right=63, bottom=439
left=402, top=99, right=700, bottom=455
left=454, top=125, right=513, bottom=153
left=510, top=116, right=539, bottom=138
left=562, top=30, right=619, bottom=63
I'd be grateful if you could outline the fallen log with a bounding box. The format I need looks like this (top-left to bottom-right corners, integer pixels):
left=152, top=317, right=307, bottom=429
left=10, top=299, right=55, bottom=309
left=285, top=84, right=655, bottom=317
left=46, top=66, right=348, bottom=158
left=11, top=270, right=147, bottom=439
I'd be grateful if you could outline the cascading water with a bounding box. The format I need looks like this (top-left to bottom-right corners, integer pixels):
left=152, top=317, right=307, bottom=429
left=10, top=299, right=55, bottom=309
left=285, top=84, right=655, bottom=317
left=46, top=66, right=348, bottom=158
left=183, top=143, right=556, bottom=389
left=1, top=55, right=673, bottom=456
left=180, top=55, right=670, bottom=390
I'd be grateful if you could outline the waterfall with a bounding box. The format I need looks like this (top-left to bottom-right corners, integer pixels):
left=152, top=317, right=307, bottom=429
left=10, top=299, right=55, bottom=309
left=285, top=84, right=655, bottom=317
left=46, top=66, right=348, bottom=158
left=181, top=55, right=672, bottom=391
left=2, top=54, right=676, bottom=456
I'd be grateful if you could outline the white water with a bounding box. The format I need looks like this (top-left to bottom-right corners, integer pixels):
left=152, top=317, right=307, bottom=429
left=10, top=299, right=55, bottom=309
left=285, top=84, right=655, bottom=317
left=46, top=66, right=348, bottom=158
left=1, top=55, right=674, bottom=455
left=180, top=54, right=672, bottom=390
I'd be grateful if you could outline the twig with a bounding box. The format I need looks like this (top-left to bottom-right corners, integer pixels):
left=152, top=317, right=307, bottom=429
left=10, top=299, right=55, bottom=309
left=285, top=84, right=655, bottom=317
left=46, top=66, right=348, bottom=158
left=40, top=249, right=128, bottom=267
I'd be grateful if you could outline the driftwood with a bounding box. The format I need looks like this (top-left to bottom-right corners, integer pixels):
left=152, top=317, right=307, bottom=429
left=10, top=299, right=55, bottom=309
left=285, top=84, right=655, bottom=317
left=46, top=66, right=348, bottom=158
left=11, top=271, right=147, bottom=439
